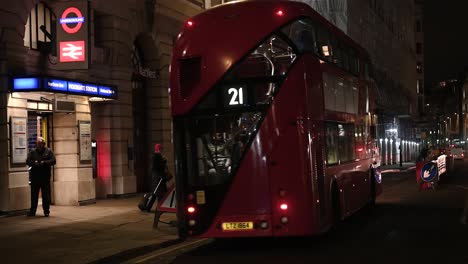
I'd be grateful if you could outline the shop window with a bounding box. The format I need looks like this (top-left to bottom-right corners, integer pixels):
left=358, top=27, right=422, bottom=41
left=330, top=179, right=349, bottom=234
left=24, top=2, right=56, bottom=52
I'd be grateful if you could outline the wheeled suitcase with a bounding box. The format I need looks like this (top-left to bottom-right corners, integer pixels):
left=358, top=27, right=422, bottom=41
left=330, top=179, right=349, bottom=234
left=138, top=178, right=163, bottom=212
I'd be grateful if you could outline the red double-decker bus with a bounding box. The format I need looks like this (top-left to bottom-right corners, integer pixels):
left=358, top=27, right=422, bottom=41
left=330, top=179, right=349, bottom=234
left=170, top=0, right=382, bottom=238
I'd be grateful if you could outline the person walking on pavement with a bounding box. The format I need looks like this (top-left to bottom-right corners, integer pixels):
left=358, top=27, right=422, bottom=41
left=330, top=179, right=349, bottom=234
left=26, top=137, right=56, bottom=217
left=152, top=143, right=169, bottom=201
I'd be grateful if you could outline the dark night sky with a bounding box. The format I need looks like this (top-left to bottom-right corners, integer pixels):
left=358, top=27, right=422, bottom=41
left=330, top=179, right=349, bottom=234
left=424, top=1, right=468, bottom=89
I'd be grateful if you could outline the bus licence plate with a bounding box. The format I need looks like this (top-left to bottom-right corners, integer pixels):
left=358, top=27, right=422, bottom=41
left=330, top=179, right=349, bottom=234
left=221, top=222, right=254, bottom=231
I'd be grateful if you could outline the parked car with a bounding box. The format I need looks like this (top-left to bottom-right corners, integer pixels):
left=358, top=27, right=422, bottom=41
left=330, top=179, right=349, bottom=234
left=450, top=147, right=464, bottom=160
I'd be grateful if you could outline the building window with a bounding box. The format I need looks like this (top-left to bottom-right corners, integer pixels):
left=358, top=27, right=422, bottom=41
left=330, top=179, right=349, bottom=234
left=206, top=0, right=234, bottom=8
left=416, top=62, right=422, bottom=73
left=131, top=45, right=142, bottom=79
left=417, top=79, right=423, bottom=94
left=416, top=42, right=422, bottom=54
left=24, top=3, right=56, bottom=51
left=416, top=20, right=422, bottom=32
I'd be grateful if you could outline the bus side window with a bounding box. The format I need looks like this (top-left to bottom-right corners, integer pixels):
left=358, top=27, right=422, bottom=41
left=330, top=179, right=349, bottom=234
left=316, top=25, right=332, bottom=61
left=296, top=30, right=315, bottom=53
left=283, top=19, right=316, bottom=54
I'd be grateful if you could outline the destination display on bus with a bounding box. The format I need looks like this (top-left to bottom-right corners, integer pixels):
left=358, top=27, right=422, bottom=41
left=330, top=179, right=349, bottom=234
left=224, top=86, right=247, bottom=107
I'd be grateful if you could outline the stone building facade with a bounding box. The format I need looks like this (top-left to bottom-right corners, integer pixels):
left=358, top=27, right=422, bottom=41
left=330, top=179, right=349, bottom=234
left=347, top=0, right=419, bottom=120
left=0, top=0, right=204, bottom=213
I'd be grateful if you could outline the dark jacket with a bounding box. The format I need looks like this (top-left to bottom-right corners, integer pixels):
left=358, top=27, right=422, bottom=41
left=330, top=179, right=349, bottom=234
left=152, top=153, right=168, bottom=181
left=26, top=148, right=56, bottom=182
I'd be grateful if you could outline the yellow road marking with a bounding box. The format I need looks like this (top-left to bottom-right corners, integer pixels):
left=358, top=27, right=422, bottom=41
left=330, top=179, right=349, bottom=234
left=133, top=239, right=210, bottom=263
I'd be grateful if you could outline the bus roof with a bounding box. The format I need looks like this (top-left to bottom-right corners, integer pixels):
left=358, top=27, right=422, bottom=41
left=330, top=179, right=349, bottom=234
left=170, top=0, right=369, bottom=116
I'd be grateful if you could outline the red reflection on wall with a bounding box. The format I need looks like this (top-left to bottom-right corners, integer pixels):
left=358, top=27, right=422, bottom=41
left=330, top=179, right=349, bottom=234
left=96, top=132, right=111, bottom=186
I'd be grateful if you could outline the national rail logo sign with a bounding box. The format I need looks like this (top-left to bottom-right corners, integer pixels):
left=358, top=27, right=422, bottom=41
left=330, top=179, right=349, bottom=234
left=56, top=1, right=89, bottom=70
left=60, top=41, right=85, bottom=62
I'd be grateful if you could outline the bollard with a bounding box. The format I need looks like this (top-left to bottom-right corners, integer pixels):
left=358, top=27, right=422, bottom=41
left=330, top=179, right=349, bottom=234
left=461, top=192, right=468, bottom=225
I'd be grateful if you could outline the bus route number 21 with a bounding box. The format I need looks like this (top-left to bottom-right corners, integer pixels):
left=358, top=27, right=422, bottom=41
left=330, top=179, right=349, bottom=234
left=227, top=87, right=245, bottom=106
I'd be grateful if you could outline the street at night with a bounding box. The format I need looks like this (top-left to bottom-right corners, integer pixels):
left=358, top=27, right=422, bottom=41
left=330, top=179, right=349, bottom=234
left=1, top=1, right=468, bottom=263
left=162, top=163, right=468, bottom=264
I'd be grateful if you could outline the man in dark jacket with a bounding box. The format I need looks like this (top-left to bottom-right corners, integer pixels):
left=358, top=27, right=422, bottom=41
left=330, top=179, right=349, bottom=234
left=152, top=143, right=168, bottom=200
left=26, top=137, right=56, bottom=217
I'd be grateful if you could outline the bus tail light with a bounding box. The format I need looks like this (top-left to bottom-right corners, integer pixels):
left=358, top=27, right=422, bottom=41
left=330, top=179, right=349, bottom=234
left=186, top=20, right=194, bottom=27
left=275, top=9, right=284, bottom=16
left=188, top=220, right=196, bottom=226
left=280, top=203, right=288, bottom=211
left=187, top=206, right=196, bottom=214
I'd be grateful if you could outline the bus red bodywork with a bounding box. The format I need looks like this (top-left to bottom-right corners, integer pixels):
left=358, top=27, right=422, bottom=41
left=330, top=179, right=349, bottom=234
left=170, top=0, right=382, bottom=238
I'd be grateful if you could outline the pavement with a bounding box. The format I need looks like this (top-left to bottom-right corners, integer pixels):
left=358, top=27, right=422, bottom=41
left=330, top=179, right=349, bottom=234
left=0, top=195, right=185, bottom=264
left=0, top=161, right=459, bottom=264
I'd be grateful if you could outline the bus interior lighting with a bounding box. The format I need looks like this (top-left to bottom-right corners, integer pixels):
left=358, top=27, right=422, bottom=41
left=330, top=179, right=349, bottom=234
left=280, top=203, right=288, bottom=211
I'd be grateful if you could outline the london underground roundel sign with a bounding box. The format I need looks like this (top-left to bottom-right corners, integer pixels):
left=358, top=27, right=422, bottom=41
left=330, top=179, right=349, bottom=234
left=60, top=7, right=84, bottom=34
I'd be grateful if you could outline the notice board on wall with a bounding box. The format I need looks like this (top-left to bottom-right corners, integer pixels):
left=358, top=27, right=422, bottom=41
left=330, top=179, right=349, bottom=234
left=10, top=117, right=28, bottom=164
left=78, top=120, right=91, bottom=162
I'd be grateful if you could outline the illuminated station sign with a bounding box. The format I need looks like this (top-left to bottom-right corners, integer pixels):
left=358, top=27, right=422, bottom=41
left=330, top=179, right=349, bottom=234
left=11, top=77, right=117, bottom=99
left=56, top=1, right=89, bottom=70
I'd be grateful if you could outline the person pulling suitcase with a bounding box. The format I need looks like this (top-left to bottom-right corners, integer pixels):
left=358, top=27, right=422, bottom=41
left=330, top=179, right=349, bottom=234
left=138, top=143, right=169, bottom=212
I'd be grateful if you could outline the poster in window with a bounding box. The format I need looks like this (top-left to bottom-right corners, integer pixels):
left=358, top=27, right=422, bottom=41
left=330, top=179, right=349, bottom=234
left=79, top=120, right=91, bottom=161
left=11, top=117, right=28, bottom=164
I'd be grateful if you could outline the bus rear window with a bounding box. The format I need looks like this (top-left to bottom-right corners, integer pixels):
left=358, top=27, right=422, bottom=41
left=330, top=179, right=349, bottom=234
left=226, top=34, right=296, bottom=80
left=188, top=112, right=262, bottom=186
